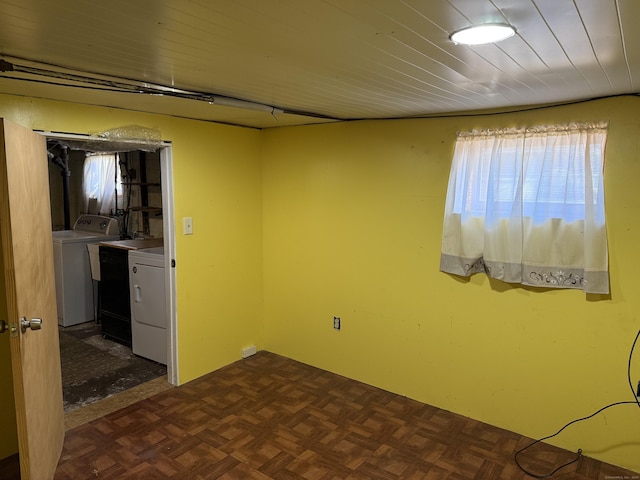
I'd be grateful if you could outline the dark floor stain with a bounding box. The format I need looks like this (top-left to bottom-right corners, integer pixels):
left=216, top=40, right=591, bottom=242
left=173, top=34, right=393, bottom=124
left=59, top=322, right=166, bottom=412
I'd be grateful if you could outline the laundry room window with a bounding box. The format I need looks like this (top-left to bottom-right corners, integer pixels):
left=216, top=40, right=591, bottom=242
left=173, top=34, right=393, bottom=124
left=82, top=153, right=123, bottom=215
left=439, top=122, right=609, bottom=294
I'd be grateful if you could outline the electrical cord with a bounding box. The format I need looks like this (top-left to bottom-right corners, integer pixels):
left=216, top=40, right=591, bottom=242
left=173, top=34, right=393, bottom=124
left=514, top=329, right=640, bottom=478
left=515, top=401, right=638, bottom=478
left=628, top=329, right=640, bottom=409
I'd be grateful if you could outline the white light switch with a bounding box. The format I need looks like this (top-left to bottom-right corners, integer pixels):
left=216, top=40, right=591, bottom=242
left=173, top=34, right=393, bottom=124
left=183, top=217, right=193, bottom=235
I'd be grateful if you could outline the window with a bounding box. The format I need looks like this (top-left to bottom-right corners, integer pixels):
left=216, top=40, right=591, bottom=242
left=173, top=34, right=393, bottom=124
left=82, top=153, right=123, bottom=215
left=440, top=123, right=609, bottom=294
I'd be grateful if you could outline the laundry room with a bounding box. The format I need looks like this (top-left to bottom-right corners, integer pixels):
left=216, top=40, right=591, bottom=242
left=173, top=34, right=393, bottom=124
left=47, top=139, right=168, bottom=417
left=48, top=141, right=163, bottom=237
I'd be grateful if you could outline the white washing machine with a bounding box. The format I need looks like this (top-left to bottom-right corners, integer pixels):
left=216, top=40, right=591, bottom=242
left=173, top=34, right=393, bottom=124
left=128, top=247, right=167, bottom=364
left=52, top=214, right=119, bottom=327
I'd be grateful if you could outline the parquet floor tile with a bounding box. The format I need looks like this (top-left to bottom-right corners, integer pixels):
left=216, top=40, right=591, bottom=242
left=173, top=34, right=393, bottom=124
left=54, top=351, right=638, bottom=479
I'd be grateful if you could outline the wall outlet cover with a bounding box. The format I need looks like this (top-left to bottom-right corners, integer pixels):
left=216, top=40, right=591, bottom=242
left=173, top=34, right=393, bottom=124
left=183, top=217, right=193, bottom=235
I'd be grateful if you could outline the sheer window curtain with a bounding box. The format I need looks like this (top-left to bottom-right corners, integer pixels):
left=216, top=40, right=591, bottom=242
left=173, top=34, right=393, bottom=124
left=82, top=153, right=121, bottom=215
left=440, top=123, right=609, bottom=294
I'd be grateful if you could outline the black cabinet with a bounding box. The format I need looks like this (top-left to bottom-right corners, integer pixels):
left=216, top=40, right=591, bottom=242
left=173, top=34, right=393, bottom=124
left=99, top=246, right=131, bottom=347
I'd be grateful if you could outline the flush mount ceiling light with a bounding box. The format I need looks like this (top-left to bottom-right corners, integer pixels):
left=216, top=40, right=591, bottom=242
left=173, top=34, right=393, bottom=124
left=450, top=23, right=516, bottom=45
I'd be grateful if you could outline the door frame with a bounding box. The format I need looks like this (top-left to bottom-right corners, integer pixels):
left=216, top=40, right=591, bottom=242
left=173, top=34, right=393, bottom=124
left=40, top=131, right=178, bottom=385
left=159, top=144, right=178, bottom=384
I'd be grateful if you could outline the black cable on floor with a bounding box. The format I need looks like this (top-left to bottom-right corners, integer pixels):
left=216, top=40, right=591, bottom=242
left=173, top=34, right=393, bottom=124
left=628, top=329, right=640, bottom=409
left=514, top=329, right=640, bottom=478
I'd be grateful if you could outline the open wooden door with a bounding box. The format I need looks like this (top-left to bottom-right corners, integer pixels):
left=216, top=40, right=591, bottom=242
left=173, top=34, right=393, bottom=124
left=0, top=118, right=65, bottom=479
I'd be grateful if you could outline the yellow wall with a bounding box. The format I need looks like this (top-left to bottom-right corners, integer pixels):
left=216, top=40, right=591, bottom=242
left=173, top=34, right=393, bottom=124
left=0, top=92, right=638, bottom=472
left=261, top=96, right=640, bottom=472
left=0, top=94, right=264, bottom=384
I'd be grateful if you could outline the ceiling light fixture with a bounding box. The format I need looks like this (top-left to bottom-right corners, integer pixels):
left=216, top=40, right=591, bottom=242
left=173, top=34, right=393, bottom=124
left=450, top=23, right=516, bottom=45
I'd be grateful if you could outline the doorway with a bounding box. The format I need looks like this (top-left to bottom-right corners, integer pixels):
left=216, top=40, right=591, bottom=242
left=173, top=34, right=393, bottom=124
left=45, top=133, right=177, bottom=418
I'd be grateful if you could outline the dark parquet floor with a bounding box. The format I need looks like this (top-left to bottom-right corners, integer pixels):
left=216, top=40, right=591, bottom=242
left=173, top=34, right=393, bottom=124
left=55, top=351, right=639, bottom=479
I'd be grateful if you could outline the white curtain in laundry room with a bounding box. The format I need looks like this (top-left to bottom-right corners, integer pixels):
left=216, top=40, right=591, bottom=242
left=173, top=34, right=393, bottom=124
left=82, top=153, right=122, bottom=215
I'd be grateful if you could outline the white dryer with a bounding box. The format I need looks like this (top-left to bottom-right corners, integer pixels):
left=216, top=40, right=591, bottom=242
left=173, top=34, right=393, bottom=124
left=52, top=214, right=119, bottom=327
left=128, top=247, right=167, bottom=364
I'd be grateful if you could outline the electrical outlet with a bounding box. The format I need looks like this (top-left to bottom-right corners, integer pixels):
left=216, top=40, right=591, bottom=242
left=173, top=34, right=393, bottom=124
left=333, top=316, right=341, bottom=330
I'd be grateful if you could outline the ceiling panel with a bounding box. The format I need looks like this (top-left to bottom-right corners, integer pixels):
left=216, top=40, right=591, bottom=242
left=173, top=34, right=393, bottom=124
left=0, top=0, right=637, bottom=128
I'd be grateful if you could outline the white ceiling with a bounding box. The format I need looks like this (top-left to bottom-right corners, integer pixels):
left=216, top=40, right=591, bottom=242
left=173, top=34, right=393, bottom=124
left=0, top=0, right=638, bottom=129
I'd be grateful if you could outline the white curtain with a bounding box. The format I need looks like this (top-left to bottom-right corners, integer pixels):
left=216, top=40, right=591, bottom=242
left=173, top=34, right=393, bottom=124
left=440, top=122, right=609, bottom=294
left=82, top=153, right=119, bottom=215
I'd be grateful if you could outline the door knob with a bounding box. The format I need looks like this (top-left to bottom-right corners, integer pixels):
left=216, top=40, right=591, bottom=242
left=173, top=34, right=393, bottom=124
left=21, top=317, right=42, bottom=333
left=0, top=320, right=7, bottom=334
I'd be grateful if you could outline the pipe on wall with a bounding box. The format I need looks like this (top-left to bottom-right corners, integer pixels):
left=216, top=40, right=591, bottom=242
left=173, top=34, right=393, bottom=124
left=48, top=144, right=72, bottom=230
